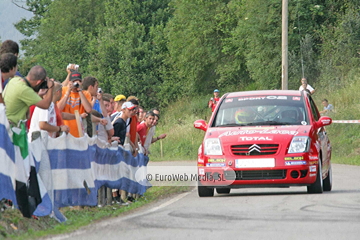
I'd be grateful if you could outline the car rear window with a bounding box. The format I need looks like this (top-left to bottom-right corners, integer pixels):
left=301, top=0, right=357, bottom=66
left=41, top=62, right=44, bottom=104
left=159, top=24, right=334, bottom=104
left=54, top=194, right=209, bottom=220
left=212, top=95, right=308, bottom=127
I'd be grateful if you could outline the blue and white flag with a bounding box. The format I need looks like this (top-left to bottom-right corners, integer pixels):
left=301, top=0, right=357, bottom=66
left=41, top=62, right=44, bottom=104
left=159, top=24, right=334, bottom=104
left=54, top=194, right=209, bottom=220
left=0, top=104, right=17, bottom=205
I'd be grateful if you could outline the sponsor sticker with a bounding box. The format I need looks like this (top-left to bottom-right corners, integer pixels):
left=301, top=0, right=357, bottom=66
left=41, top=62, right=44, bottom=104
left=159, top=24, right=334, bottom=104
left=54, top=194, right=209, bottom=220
left=219, top=129, right=298, bottom=138
left=308, top=161, right=318, bottom=165
left=206, top=163, right=226, bottom=167
left=309, top=165, right=317, bottom=172
left=284, top=156, right=304, bottom=161
left=198, top=159, right=204, bottom=163
left=285, top=161, right=307, bottom=165
left=309, top=156, right=319, bottom=160
left=199, top=168, right=205, bottom=175
left=225, top=98, right=233, bottom=103
left=237, top=96, right=288, bottom=101
left=309, top=173, right=317, bottom=177
left=208, top=158, right=225, bottom=163
left=293, top=97, right=301, bottom=101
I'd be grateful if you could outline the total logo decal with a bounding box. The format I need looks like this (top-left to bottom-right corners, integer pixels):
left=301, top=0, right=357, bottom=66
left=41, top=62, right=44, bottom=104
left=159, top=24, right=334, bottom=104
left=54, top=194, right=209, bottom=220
left=219, top=129, right=298, bottom=138
left=239, top=136, right=273, bottom=141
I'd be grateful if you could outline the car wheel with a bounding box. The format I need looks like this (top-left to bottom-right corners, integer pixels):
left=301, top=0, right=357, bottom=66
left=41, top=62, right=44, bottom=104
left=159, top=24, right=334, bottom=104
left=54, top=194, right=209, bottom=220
left=323, top=164, right=332, bottom=191
left=307, top=159, right=323, bottom=194
left=216, top=188, right=231, bottom=194
left=198, top=182, right=214, bottom=197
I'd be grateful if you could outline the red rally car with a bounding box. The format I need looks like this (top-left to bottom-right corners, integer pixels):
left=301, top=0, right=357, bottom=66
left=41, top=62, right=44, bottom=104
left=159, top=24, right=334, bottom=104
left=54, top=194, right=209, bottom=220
left=194, top=90, right=332, bottom=197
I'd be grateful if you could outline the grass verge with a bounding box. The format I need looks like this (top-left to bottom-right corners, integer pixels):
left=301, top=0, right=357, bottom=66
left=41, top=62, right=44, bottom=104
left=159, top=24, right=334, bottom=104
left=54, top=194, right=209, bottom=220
left=0, top=185, right=192, bottom=239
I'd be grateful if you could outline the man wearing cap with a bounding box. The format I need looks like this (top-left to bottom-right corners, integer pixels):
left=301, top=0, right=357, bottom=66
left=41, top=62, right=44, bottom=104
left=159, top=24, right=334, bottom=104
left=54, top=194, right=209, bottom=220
left=208, top=89, right=220, bottom=112
left=113, top=94, right=126, bottom=113
left=113, top=101, right=138, bottom=145
left=57, top=70, right=92, bottom=137
left=110, top=94, right=127, bottom=122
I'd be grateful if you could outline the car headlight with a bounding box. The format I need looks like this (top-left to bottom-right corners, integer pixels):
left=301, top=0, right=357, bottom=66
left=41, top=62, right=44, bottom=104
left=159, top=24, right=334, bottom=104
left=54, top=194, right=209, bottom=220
left=204, top=138, right=223, bottom=155
left=288, top=136, right=310, bottom=153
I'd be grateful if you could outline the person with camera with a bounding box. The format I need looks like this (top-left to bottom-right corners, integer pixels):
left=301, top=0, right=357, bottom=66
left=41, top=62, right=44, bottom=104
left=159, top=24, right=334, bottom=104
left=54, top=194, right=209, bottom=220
left=58, top=70, right=92, bottom=138
left=28, top=81, right=70, bottom=141
left=3, top=65, right=54, bottom=127
left=208, top=89, right=220, bottom=112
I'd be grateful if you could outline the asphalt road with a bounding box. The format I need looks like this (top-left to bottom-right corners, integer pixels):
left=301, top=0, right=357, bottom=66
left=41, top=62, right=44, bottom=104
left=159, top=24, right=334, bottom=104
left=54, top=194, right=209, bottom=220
left=49, top=163, right=360, bottom=240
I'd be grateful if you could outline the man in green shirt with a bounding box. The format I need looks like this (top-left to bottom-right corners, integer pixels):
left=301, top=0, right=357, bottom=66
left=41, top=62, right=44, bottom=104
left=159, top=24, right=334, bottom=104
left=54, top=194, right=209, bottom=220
left=3, top=65, right=54, bottom=126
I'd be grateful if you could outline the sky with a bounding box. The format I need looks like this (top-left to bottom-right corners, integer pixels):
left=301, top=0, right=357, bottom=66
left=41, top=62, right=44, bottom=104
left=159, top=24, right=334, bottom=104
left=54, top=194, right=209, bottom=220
left=0, top=0, right=34, bottom=53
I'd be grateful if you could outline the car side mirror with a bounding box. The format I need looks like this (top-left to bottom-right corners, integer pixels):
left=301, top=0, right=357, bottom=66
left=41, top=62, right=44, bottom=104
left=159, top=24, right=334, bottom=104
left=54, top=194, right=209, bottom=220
left=194, top=119, right=208, bottom=132
left=316, top=116, right=332, bottom=128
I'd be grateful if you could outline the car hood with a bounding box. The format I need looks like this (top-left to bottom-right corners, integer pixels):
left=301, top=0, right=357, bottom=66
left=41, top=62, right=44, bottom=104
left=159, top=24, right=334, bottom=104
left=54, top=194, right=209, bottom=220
left=206, top=125, right=313, bottom=144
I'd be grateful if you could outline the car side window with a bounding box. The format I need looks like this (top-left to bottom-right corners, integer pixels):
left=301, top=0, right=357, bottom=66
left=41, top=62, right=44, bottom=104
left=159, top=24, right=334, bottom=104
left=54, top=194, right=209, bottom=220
left=308, top=95, right=320, bottom=121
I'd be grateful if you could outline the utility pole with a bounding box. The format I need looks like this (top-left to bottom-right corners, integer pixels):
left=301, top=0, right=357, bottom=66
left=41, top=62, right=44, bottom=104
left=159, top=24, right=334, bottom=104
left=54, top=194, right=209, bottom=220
left=281, top=0, right=288, bottom=90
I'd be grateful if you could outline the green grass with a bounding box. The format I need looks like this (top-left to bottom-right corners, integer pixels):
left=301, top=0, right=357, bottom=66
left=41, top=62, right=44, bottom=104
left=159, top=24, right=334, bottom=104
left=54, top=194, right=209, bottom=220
left=1, top=186, right=191, bottom=239
left=151, top=79, right=360, bottom=166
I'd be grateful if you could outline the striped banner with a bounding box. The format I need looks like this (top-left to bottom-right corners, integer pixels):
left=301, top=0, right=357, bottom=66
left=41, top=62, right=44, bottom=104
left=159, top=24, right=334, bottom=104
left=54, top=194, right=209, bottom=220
left=0, top=104, right=150, bottom=222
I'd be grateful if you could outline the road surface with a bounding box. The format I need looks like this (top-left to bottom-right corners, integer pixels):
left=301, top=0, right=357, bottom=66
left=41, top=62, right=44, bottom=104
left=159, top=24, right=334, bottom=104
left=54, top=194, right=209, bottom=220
left=48, top=163, right=360, bottom=240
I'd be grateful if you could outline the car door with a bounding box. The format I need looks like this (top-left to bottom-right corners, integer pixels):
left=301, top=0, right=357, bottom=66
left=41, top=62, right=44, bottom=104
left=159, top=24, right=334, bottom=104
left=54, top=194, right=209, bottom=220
left=308, top=95, right=330, bottom=174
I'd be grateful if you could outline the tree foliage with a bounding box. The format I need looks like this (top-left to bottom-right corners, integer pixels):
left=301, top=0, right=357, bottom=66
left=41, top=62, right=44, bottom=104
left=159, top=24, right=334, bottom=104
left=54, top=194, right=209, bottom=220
left=13, top=0, right=360, bottom=108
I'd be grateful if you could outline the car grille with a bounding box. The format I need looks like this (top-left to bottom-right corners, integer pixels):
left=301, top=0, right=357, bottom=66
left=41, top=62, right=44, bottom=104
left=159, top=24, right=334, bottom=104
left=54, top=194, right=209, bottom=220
left=224, top=170, right=287, bottom=180
left=231, top=144, right=279, bottom=156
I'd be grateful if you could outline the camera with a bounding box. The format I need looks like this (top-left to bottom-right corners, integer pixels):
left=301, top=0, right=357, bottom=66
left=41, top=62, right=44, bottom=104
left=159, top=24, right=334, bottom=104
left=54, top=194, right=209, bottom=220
left=97, top=88, right=102, bottom=94
left=38, top=79, right=48, bottom=90
left=67, top=63, right=79, bottom=70
left=73, top=82, right=80, bottom=88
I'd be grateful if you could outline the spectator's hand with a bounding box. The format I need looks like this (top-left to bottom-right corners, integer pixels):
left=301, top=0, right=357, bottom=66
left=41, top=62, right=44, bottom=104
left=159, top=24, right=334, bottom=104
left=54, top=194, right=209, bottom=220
left=81, top=113, right=88, bottom=118
left=158, top=133, right=167, bottom=139
left=46, top=77, right=54, bottom=89
left=111, top=136, right=120, bottom=143
left=59, top=125, right=70, bottom=133
left=66, top=64, right=78, bottom=74
left=97, top=91, right=103, bottom=100
left=99, top=118, right=108, bottom=126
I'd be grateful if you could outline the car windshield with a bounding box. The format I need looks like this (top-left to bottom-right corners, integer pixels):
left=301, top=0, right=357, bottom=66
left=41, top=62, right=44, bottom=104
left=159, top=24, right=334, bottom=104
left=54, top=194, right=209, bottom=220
left=213, top=95, right=309, bottom=127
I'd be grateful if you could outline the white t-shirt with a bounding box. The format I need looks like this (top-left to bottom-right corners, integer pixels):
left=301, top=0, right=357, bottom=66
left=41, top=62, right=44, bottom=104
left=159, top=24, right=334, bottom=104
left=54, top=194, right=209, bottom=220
left=299, top=84, right=314, bottom=92
left=28, top=102, right=57, bottom=138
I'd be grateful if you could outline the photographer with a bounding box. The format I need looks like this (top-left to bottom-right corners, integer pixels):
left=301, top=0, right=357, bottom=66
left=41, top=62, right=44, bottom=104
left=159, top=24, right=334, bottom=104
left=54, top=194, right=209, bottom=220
left=3, top=65, right=54, bottom=126
left=58, top=70, right=92, bottom=138
left=208, top=89, right=220, bottom=112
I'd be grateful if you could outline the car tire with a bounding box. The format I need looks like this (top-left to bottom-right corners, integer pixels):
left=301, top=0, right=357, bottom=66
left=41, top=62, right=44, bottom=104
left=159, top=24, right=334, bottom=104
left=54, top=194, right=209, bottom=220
left=216, top=188, right=231, bottom=194
left=323, top=164, right=332, bottom=191
left=198, top=182, right=214, bottom=197
left=307, top=159, right=323, bottom=194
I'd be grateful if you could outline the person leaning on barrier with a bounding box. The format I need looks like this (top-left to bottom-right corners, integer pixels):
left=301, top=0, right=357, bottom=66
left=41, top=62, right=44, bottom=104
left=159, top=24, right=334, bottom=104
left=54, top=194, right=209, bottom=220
left=3, top=65, right=54, bottom=126
left=28, top=81, right=70, bottom=141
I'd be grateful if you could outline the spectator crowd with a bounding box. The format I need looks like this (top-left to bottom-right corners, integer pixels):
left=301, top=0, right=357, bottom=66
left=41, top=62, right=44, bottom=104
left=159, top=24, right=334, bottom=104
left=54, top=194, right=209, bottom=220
left=1, top=39, right=166, bottom=208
